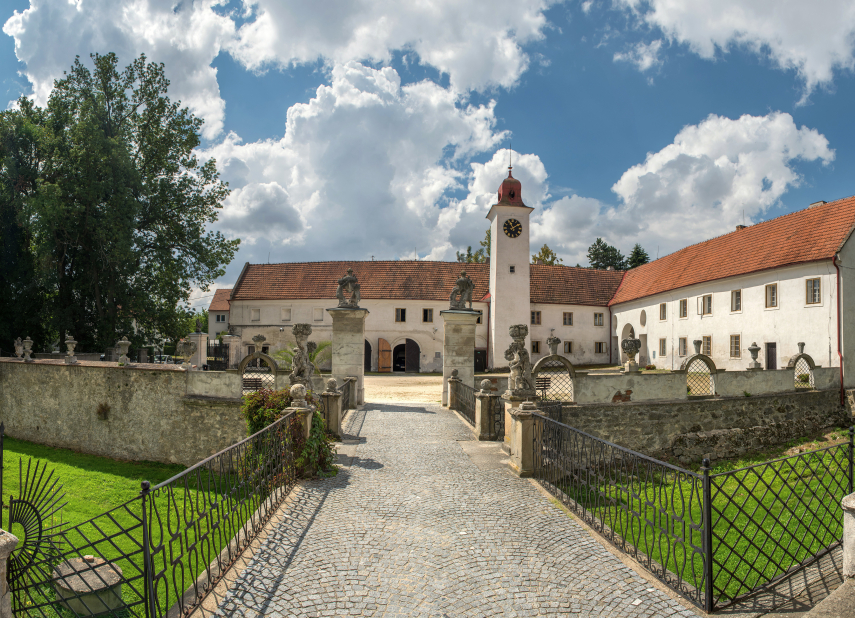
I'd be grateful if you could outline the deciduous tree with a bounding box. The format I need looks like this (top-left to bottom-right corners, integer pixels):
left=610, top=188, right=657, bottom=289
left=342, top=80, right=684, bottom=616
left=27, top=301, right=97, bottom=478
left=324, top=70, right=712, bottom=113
left=531, top=244, right=563, bottom=265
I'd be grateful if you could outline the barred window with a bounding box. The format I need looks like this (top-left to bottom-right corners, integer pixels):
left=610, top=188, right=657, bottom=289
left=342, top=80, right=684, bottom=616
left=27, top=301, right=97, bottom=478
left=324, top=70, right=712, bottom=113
left=564, top=341, right=573, bottom=353
left=730, top=334, right=741, bottom=358
left=563, top=312, right=573, bottom=326
left=594, top=342, right=606, bottom=354
left=659, top=338, right=666, bottom=356
left=806, top=278, right=821, bottom=304
left=594, top=313, right=604, bottom=326
left=395, top=308, right=406, bottom=322
left=731, top=290, right=741, bottom=312
left=531, top=311, right=541, bottom=325
left=679, top=337, right=687, bottom=356
left=765, top=284, right=778, bottom=308
left=702, top=336, right=711, bottom=356
left=659, top=303, right=667, bottom=320
left=679, top=299, right=688, bottom=318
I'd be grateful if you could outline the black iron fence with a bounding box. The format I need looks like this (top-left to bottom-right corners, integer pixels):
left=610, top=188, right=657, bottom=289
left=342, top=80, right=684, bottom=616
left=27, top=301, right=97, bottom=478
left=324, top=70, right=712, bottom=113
left=340, top=379, right=353, bottom=412
left=8, top=412, right=298, bottom=617
left=450, top=380, right=476, bottom=427
left=206, top=342, right=229, bottom=371
left=532, top=413, right=854, bottom=612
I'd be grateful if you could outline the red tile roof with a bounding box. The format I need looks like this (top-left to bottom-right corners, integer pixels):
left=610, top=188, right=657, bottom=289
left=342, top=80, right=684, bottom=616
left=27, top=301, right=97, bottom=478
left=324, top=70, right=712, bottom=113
left=208, top=288, right=232, bottom=312
left=230, top=261, right=622, bottom=306
left=609, top=196, right=855, bottom=306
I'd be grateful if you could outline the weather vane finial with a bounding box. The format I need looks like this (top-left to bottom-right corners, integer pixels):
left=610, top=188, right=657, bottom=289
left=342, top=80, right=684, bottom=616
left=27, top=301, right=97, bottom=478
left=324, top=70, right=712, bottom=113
left=508, top=141, right=513, bottom=177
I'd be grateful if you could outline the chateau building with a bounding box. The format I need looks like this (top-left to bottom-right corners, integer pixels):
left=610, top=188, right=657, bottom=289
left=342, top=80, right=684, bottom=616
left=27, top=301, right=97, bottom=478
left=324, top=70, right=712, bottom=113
left=211, top=171, right=855, bottom=387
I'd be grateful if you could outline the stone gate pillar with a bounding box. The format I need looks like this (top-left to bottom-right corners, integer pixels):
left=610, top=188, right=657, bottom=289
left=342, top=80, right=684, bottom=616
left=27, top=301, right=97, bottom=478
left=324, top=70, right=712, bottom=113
left=440, top=310, right=479, bottom=406
left=327, top=308, right=369, bottom=405
left=187, top=331, right=208, bottom=369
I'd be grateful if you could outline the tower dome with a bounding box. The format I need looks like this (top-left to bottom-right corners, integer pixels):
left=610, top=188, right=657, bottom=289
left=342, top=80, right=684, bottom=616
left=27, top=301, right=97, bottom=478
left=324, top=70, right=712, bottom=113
left=497, top=167, right=523, bottom=205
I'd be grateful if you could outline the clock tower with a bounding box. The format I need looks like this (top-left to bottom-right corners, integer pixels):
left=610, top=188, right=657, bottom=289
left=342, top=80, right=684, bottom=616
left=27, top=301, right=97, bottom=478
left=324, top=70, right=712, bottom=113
left=486, top=165, right=533, bottom=367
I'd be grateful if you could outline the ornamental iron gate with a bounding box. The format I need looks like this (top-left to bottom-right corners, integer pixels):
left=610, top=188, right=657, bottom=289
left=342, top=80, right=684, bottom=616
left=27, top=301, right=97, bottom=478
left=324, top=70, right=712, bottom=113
left=239, top=352, right=278, bottom=395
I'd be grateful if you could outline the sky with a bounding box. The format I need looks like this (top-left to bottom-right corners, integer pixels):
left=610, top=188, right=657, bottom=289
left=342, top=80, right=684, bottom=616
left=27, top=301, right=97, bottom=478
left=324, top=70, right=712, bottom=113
left=2, top=0, right=854, bottom=311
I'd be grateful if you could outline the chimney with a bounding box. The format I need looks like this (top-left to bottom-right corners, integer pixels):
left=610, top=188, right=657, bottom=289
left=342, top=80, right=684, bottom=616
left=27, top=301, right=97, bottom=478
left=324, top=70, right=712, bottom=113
left=606, top=266, right=615, bottom=271
left=810, top=200, right=827, bottom=208
left=736, top=224, right=747, bottom=231
left=534, top=258, right=542, bottom=265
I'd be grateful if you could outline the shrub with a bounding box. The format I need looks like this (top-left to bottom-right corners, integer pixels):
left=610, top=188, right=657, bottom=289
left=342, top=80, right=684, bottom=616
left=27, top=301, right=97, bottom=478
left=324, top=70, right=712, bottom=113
left=645, top=364, right=656, bottom=370
left=296, top=411, right=337, bottom=477
left=798, top=373, right=810, bottom=383
left=743, top=391, right=751, bottom=397
left=241, top=388, right=293, bottom=435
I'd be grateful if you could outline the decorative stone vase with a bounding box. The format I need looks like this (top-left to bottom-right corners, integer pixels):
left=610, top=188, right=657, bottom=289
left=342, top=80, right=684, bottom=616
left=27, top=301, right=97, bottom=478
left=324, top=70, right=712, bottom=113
left=290, top=383, right=308, bottom=408
left=116, top=336, right=132, bottom=365
left=22, top=337, right=34, bottom=362
left=252, top=333, right=267, bottom=346
left=747, top=342, right=762, bottom=370
left=508, top=324, right=529, bottom=341
left=546, top=335, right=561, bottom=356
left=324, top=377, right=338, bottom=393
left=64, top=335, right=78, bottom=365
left=13, top=337, right=23, bottom=360
left=693, top=340, right=702, bottom=355
left=620, top=338, right=641, bottom=363
left=798, top=342, right=806, bottom=355
left=176, top=339, right=196, bottom=370
left=450, top=368, right=459, bottom=380
left=480, top=379, right=493, bottom=393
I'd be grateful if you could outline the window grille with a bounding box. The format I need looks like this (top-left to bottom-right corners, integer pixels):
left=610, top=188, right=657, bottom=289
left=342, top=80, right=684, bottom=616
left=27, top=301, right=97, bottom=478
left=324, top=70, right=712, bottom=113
left=766, top=284, right=778, bottom=308
left=594, top=341, right=606, bottom=354
left=594, top=313, right=604, bottom=326
left=659, top=338, right=666, bottom=356
left=659, top=303, right=667, bottom=320
left=563, top=312, right=573, bottom=326
left=564, top=341, right=573, bottom=354
left=531, top=311, right=541, bottom=325
left=731, top=290, right=741, bottom=312
left=423, top=308, right=433, bottom=322
left=806, top=278, right=821, bottom=304
left=686, top=358, right=713, bottom=396
left=730, top=335, right=741, bottom=358
left=395, top=308, right=406, bottom=322
left=794, top=357, right=815, bottom=389
left=679, top=337, right=687, bottom=356
left=702, top=336, right=711, bottom=356
left=532, top=341, right=540, bottom=354
left=679, top=299, right=688, bottom=318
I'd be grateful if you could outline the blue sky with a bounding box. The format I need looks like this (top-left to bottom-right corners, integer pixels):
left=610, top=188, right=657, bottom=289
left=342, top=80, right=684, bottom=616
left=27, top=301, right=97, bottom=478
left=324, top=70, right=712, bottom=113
left=2, top=0, right=853, bottom=309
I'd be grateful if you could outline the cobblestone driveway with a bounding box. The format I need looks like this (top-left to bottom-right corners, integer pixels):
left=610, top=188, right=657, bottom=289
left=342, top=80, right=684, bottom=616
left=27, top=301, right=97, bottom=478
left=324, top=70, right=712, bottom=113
left=215, top=404, right=700, bottom=617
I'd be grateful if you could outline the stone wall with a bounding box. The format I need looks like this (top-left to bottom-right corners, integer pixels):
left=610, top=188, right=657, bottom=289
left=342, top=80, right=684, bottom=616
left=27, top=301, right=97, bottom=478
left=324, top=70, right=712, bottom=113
left=555, top=389, right=848, bottom=465
left=0, top=359, right=246, bottom=467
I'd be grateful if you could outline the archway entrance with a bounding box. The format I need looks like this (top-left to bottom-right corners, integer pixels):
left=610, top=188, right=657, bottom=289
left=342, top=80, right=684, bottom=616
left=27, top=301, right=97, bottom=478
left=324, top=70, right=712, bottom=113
left=392, top=339, right=420, bottom=372
left=239, top=351, right=277, bottom=395
left=364, top=340, right=372, bottom=372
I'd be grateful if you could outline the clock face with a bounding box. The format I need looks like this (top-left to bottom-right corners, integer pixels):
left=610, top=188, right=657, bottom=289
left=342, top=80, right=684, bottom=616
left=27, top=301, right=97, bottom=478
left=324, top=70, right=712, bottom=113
left=503, top=218, right=522, bottom=238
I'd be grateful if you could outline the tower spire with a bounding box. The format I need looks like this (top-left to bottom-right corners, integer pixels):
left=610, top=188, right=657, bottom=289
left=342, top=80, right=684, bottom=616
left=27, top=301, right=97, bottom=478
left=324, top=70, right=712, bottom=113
left=508, top=142, right=513, bottom=177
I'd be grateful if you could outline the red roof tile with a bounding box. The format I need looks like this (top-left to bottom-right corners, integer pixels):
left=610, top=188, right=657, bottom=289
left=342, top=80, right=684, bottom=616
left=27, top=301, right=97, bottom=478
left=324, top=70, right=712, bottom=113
left=610, top=196, right=855, bottom=306
left=208, top=288, right=232, bottom=312
left=231, top=261, right=622, bottom=306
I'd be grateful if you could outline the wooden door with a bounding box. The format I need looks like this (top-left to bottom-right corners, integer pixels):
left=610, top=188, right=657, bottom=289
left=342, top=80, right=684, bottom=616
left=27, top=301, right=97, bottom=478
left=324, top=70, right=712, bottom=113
left=405, top=338, right=420, bottom=373
left=766, top=342, right=777, bottom=370
left=378, top=338, right=392, bottom=372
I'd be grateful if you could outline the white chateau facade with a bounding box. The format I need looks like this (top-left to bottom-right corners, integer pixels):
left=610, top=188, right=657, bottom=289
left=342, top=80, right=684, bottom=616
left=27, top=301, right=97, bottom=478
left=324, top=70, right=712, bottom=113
left=211, top=172, right=855, bottom=388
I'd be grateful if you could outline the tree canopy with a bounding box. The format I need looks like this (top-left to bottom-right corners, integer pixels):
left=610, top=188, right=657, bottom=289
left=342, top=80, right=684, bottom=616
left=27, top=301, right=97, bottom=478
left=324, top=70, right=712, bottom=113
left=531, top=244, right=563, bottom=265
left=587, top=238, right=625, bottom=270
left=626, top=244, right=650, bottom=268
left=456, top=229, right=490, bottom=263
left=0, top=53, right=238, bottom=352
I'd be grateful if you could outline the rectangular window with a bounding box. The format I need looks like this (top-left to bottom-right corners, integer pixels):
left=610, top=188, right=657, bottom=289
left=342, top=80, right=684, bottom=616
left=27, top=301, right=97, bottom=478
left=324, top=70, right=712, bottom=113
left=531, top=341, right=540, bottom=354
left=423, top=308, right=433, bottom=323
left=563, top=312, right=573, bottom=326
left=395, top=308, right=406, bottom=322
left=594, top=342, right=606, bottom=354
left=281, top=307, right=291, bottom=322
left=702, top=336, right=711, bottom=356
left=679, top=299, right=688, bottom=318
left=659, top=303, right=667, bottom=320
left=564, top=341, right=573, bottom=354
left=700, top=295, right=712, bottom=315
left=765, top=284, right=778, bottom=308
left=659, top=338, right=666, bottom=356
left=594, top=312, right=604, bottom=326
left=806, top=278, right=821, bottom=304
left=731, top=290, right=741, bottom=312
left=531, top=311, right=541, bottom=325
left=313, top=307, right=324, bottom=322
left=509, top=265, right=516, bottom=274
left=215, top=314, right=222, bottom=322
left=679, top=337, right=687, bottom=356
left=250, top=308, right=260, bottom=322
left=730, top=334, right=741, bottom=358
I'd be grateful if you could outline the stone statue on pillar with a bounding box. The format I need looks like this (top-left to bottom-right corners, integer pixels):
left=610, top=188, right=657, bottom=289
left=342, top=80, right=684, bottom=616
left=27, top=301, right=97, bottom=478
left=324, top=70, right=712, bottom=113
left=289, top=324, right=314, bottom=385
left=336, top=268, right=361, bottom=308
left=449, top=271, right=475, bottom=310
left=505, top=325, right=534, bottom=396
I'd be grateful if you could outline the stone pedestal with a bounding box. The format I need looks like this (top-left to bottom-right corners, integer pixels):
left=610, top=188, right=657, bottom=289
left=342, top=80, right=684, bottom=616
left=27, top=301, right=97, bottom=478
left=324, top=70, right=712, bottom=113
left=474, top=382, right=500, bottom=441
left=286, top=406, right=313, bottom=441
left=321, top=379, right=343, bottom=440
left=501, top=394, right=530, bottom=448
left=328, top=308, right=369, bottom=405
left=187, top=332, right=208, bottom=369
left=440, top=310, right=480, bottom=406
left=0, top=530, right=17, bottom=618
left=843, top=492, right=855, bottom=579
left=624, top=360, right=639, bottom=373
left=508, top=402, right=537, bottom=478
left=220, top=335, right=242, bottom=369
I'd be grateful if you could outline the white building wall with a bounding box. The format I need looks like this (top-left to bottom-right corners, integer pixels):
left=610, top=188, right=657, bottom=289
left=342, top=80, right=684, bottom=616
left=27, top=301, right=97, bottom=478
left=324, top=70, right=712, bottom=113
left=528, top=303, right=612, bottom=366
left=208, top=312, right=229, bottom=340
left=611, top=261, right=839, bottom=372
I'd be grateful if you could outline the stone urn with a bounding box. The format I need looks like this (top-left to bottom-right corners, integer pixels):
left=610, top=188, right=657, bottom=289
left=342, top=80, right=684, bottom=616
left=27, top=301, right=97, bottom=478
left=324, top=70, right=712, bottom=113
left=116, top=336, right=132, bottom=365
left=64, top=334, right=78, bottom=365
left=13, top=337, right=23, bottom=360
left=747, top=342, right=761, bottom=370
left=480, top=379, right=493, bottom=393
left=621, top=338, right=641, bottom=373
left=508, top=324, right=529, bottom=341
left=176, top=339, right=197, bottom=370
left=798, top=342, right=806, bottom=355
left=324, top=377, right=338, bottom=394
left=22, top=336, right=34, bottom=362
left=290, top=383, right=308, bottom=408
left=693, top=339, right=702, bottom=355
left=546, top=335, right=561, bottom=356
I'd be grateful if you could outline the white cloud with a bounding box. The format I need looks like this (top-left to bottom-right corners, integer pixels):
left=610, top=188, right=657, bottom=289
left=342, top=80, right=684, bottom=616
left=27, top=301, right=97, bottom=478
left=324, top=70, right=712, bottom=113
left=614, top=39, right=663, bottom=72
left=611, top=111, right=834, bottom=251
left=228, top=0, right=561, bottom=92
left=616, top=0, right=855, bottom=99
left=200, top=62, right=506, bottom=267
left=3, top=0, right=235, bottom=138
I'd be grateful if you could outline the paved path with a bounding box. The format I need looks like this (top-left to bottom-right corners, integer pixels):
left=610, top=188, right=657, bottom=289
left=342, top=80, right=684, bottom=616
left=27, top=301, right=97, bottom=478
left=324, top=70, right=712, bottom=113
left=214, top=403, right=700, bottom=617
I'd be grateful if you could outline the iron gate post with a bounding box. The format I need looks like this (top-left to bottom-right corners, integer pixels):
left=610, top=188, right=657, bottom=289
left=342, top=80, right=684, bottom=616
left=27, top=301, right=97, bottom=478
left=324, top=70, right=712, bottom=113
left=701, top=459, right=714, bottom=613
left=140, top=480, right=157, bottom=618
